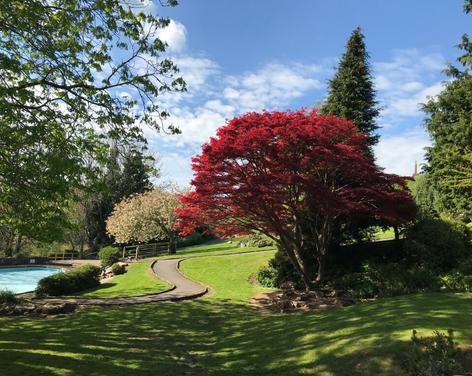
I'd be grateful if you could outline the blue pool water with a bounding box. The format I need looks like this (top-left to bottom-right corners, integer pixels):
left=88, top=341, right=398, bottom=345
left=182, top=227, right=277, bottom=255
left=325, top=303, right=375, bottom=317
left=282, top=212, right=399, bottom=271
left=0, top=266, right=62, bottom=294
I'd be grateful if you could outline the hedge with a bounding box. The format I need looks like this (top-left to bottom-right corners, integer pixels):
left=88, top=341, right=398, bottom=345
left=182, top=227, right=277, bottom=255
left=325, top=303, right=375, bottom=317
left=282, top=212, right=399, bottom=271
left=36, top=264, right=101, bottom=296
left=98, top=246, right=121, bottom=267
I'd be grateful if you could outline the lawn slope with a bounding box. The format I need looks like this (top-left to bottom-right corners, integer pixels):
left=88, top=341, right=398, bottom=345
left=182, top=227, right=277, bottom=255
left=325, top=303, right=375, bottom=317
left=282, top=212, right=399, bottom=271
left=75, top=262, right=170, bottom=298
left=0, top=245, right=471, bottom=375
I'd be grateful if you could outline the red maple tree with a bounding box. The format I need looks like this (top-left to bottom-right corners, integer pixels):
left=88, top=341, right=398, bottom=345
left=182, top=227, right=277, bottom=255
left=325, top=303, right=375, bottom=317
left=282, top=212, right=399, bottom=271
left=177, top=110, right=416, bottom=288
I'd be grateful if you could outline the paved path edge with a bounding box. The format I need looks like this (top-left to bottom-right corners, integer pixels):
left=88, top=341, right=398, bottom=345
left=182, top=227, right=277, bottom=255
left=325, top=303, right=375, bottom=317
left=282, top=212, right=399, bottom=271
left=33, top=259, right=208, bottom=306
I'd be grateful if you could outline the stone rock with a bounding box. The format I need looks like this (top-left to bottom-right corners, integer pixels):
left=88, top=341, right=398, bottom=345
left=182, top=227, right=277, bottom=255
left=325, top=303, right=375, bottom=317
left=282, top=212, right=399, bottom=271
left=280, top=281, right=296, bottom=291
left=38, top=302, right=77, bottom=315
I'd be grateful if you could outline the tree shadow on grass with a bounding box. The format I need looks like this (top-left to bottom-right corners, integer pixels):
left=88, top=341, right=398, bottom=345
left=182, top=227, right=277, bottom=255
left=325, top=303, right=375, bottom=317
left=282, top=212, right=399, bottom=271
left=0, top=293, right=471, bottom=375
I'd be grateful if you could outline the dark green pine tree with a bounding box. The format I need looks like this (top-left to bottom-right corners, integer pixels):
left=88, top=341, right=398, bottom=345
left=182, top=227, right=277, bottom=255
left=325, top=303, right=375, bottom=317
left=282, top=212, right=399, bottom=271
left=321, top=27, right=380, bottom=158
left=84, top=146, right=155, bottom=251
left=422, top=0, right=472, bottom=221
left=118, top=149, right=154, bottom=199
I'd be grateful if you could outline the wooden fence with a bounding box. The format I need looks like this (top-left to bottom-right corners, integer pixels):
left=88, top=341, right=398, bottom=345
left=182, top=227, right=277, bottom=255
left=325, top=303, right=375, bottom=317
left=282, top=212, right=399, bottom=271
left=48, top=252, right=78, bottom=261
left=122, top=242, right=170, bottom=261
left=47, top=243, right=169, bottom=262
left=48, top=251, right=97, bottom=261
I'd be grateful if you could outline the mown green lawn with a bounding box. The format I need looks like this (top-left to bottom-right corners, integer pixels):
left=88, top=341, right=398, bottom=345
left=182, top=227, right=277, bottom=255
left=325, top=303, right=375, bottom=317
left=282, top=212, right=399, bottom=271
left=373, top=227, right=396, bottom=240
left=0, top=245, right=471, bottom=375
left=74, top=262, right=170, bottom=298
left=154, top=236, right=276, bottom=260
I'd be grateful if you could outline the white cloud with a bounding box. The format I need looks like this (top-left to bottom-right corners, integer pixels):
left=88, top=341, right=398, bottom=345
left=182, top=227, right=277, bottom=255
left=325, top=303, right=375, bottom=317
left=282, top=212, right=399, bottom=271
left=174, top=56, right=220, bottom=90
left=143, top=46, right=445, bottom=185
left=375, top=49, right=446, bottom=119
left=222, top=63, right=323, bottom=112
left=374, top=130, right=431, bottom=176
left=386, top=82, right=444, bottom=117
left=147, top=61, right=326, bottom=150
left=157, top=20, right=187, bottom=52
left=140, top=59, right=328, bottom=187
left=160, top=107, right=228, bottom=147
left=158, top=152, right=194, bottom=187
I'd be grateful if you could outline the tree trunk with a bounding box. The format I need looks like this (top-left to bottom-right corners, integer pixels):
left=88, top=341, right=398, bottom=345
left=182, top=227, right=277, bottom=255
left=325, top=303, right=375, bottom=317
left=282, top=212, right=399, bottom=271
left=14, top=234, right=23, bottom=255
left=393, top=226, right=400, bottom=241
left=168, top=235, right=177, bottom=255
left=315, top=254, right=325, bottom=284
left=313, top=217, right=332, bottom=285
left=280, top=239, right=314, bottom=290
left=79, top=240, right=84, bottom=259
left=5, top=235, right=14, bottom=257
left=69, top=239, right=76, bottom=253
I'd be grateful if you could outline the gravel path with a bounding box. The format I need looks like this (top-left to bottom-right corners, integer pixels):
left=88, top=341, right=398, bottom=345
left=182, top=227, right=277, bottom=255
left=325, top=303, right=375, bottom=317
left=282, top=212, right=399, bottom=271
left=35, top=259, right=208, bottom=306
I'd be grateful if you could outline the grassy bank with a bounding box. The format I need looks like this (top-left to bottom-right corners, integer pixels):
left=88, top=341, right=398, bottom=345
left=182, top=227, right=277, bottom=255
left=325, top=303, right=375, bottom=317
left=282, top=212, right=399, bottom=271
left=0, top=244, right=471, bottom=375
left=74, top=262, right=170, bottom=298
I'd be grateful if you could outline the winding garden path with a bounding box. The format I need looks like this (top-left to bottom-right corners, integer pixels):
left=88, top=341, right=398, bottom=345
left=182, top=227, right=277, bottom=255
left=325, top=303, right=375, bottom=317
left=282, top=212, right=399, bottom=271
left=37, top=259, right=208, bottom=306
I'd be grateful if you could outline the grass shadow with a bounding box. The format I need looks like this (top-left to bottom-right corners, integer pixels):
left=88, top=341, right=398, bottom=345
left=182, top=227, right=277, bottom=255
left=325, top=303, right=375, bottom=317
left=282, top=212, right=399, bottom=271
left=0, top=293, right=471, bottom=375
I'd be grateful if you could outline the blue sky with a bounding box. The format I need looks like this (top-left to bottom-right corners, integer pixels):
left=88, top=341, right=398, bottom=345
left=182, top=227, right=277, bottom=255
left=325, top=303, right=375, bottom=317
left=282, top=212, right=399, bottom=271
left=141, top=0, right=471, bottom=185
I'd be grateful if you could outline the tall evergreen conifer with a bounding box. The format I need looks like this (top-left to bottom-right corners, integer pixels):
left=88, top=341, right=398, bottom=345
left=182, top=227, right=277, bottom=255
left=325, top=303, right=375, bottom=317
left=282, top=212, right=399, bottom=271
left=321, top=27, right=380, bottom=158
left=422, top=0, right=472, bottom=221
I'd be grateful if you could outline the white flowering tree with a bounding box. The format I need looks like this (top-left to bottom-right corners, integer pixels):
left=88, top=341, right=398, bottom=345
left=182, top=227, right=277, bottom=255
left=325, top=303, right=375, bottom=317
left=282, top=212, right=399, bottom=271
left=106, top=188, right=181, bottom=254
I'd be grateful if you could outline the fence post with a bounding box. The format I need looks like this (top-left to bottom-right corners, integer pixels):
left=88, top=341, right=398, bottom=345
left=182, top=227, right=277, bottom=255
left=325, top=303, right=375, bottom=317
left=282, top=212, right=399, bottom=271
left=122, top=247, right=125, bottom=259
left=135, top=245, right=139, bottom=261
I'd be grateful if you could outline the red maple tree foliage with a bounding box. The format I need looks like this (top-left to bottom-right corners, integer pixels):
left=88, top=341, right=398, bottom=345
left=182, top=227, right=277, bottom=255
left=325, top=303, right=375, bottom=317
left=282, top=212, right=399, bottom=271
left=177, top=110, right=416, bottom=288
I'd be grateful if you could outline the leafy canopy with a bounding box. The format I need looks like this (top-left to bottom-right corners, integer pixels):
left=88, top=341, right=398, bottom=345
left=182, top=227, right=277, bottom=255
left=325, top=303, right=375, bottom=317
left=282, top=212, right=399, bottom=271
left=106, top=188, right=181, bottom=245
left=177, top=110, right=415, bottom=286
left=0, top=0, right=185, bottom=239
left=422, top=0, right=472, bottom=221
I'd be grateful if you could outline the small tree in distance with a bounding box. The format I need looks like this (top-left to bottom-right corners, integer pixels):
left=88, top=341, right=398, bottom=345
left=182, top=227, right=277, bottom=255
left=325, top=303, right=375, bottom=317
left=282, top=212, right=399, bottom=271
left=177, top=110, right=416, bottom=289
left=106, top=188, right=181, bottom=254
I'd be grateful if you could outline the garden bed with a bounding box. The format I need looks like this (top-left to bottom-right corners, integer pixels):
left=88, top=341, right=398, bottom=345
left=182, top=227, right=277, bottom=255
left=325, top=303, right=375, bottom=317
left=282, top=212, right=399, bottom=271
left=251, top=285, right=355, bottom=313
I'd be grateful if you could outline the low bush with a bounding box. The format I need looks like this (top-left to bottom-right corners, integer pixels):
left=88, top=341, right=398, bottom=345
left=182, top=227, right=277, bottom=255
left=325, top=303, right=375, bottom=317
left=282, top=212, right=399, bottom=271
left=98, top=246, right=121, bottom=267
left=248, top=234, right=275, bottom=248
left=439, top=271, right=472, bottom=292
left=0, top=290, right=19, bottom=306
left=177, top=231, right=214, bottom=248
left=405, top=329, right=463, bottom=376
left=404, top=217, right=471, bottom=271
left=256, top=249, right=305, bottom=289
left=256, top=265, right=278, bottom=288
left=36, top=264, right=101, bottom=296
left=111, top=263, right=126, bottom=275
left=334, top=261, right=440, bottom=299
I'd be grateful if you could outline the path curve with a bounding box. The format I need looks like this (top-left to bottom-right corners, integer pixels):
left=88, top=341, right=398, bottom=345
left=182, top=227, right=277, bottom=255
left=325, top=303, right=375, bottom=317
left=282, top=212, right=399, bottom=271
left=36, top=259, right=208, bottom=306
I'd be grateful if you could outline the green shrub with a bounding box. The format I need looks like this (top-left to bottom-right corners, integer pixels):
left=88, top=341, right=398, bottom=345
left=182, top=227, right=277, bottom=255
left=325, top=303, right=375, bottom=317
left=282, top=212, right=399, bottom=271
left=255, top=238, right=274, bottom=247
left=439, top=271, right=472, bottom=292
left=177, top=231, right=214, bottom=248
left=456, top=258, right=472, bottom=275
left=111, top=263, right=126, bottom=275
left=256, top=265, right=278, bottom=288
left=404, top=217, right=471, bottom=271
left=405, top=329, right=463, bottom=376
left=248, top=234, right=275, bottom=248
left=0, top=290, right=19, bottom=306
left=335, top=262, right=440, bottom=299
left=98, top=246, right=121, bottom=267
left=36, top=264, right=101, bottom=296
left=256, top=249, right=305, bottom=289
